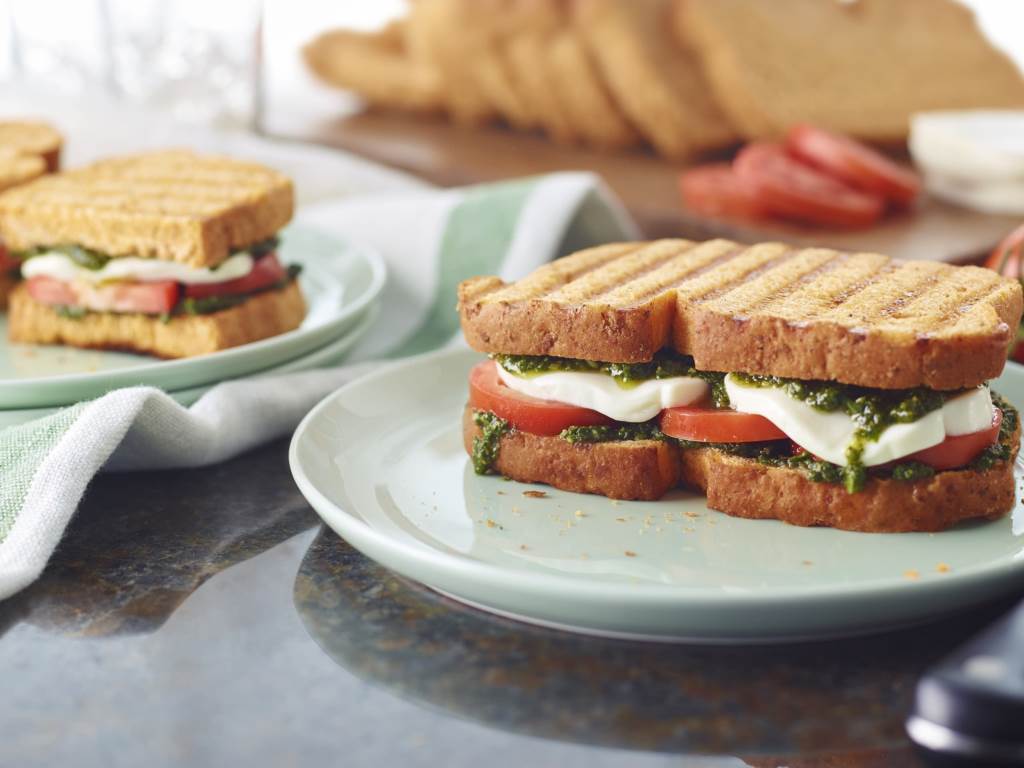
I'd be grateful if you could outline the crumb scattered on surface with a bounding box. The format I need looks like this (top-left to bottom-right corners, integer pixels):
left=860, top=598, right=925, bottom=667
left=485, top=518, right=504, bottom=530
left=936, top=563, right=950, bottom=573
left=496, top=491, right=506, bottom=495
left=523, top=490, right=547, bottom=498
left=574, top=510, right=585, bottom=518
left=903, top=569, right=920, bottom=580
left=610, top=500, right=620, bottom=506
left=519, top=544, right=528, bottom=551
left=615, top=517, right=627, bottom=522
left=801, top=560, right=813, bottom=566
left=624, top=550, right=637, bottom=557
left=685, top=512, right=700, bottom=519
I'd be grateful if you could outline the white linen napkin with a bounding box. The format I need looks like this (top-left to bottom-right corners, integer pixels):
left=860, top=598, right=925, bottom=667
left=0, top=171, right=638, bottom=599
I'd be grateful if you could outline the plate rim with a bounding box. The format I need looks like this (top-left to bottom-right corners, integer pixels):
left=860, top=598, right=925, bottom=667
left=289, top=346, right=1024, bottom=607
left=0, top=223, right=387, bottom=397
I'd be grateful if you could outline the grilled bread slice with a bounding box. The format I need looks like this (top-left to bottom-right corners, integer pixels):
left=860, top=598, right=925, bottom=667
left=0, top=120, right=62, bottom=172
left=8, top=280, right=305, bottom=358
left=0, top=150, right=293, bottom=268
left=464, top=405, right=1020, bottom=532
left=458, top=239, right=1023, bottom=390
left=573, top=0, right=736, bottom=158
left=680, top=0, right=1024, bottom=141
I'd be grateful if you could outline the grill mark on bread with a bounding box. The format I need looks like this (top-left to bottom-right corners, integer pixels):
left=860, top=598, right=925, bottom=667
left=484, top=242, right=638, bottom=304
left=817, top=261, right=948, bottom=326
left=878, top=269, right=1006, bottom=335
left=711, top=248, right=844, bottom=318
left=546, top=241, right=693, bottom=303
left=685, top=243, right=797, bottom=303
left=595, top=240, right=738, bottom=307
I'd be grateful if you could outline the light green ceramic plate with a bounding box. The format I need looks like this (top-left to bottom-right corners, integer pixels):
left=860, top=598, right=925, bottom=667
left=290, top=347, right=1024, bottom=643
left=0, top=224, right=385, bottom=409
left=0, top=302, right=377, bottom=430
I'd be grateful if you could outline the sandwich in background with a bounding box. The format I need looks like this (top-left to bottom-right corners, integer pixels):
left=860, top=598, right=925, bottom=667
left=0, top=150, right=306, bottom=358
left=0, top=120, right=63, bottom=308
left=458, top=238, right=1022, bottom=532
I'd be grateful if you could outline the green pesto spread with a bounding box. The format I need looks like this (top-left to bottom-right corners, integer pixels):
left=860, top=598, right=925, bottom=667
left=970, top=393, right=1017, bottom=470
left=17, top=236, right=282, bottom=270
left=471, top=410, right=510, bottom=474
left=494, top=351, right=730, bottom=406
left=730, top=372, right=953, bottom=490
left=561, top=420, right=666, bottom=443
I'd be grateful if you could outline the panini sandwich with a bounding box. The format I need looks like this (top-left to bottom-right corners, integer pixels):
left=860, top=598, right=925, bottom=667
left=0, top=150, right=305, bottom=357
left=0, top=120, right=63, bottom=308
left=459, top=239, right=1023, bottom=532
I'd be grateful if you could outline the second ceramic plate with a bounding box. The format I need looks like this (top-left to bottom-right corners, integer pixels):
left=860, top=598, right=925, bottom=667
left=0, top=224, right=385, bottom=409
left=291, top=348, right=1024, bottom=643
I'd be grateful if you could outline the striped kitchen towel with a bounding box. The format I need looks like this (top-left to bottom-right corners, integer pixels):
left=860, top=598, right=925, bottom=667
left=0, top=171, right=638, bottom=599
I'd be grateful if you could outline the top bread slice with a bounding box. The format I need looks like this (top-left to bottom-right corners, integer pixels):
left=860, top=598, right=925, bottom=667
left=0, top=150, right=293, bottom=268
left=0, top=120, right=62, bottom=172
left=573, top=0, right=736, bottom=158
left=458, top=239, right=1023, bottom=391
left=679, top=0, right=1024, bottom=141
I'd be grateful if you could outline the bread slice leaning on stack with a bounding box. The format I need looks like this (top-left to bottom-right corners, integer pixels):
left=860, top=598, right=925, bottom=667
left=0, top=150, right=305, bottom=357
left=459, top=239, right=1023, bottom=532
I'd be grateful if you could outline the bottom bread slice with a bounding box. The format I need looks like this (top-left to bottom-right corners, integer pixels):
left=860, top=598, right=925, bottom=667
left=7, top=281, right=306, bottom=358
left=464, top=406, right=1020, bottom=532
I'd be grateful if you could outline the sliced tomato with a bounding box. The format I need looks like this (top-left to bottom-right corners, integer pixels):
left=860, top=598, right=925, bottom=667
left=984, top=225, right=1024, bottom=363
left=786, top=124, right=921, bottom=206
left=184, top=253, right=287, bottom=299
left=680, top=164, right=768, bottom=220
left=907, top=409, right=1002, bottom=471
left=468, top=361, right=612, bottom=436
left=26, top=276, right=180, bottom=315
left=734, top=142, right=885, bottom=228
left=659, top=405, right=787, bottom=443
left=0, top=243, right=19, bottom=273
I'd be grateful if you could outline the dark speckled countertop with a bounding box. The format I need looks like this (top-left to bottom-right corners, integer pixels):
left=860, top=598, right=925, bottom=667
left=1, top=438, right=1013, bottom=768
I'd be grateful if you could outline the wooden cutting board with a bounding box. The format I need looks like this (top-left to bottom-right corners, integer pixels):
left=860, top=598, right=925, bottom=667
left=265, top=109, right=1021, bottom=264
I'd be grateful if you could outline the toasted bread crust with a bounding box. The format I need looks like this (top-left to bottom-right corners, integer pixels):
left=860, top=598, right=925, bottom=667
left=458, top=239, right=1023, bottom=390
left=464, top=407, right=1020, bottom=532
left=463, top=406, right=679, bottom=500
left=0, top=151, right=294, bottom=268
left=8, top=281, right=306, bottom=358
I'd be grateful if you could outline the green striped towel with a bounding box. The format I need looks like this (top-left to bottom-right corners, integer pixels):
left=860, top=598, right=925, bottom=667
left=0, top=172, right=638, bottom=599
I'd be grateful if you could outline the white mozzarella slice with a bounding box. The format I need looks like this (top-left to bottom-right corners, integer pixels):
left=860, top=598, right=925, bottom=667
left=22, top=251, right=255, bottom=285
left=724, top=376, right=994, bottom=467
left=496, top=365, right=708, bottom=423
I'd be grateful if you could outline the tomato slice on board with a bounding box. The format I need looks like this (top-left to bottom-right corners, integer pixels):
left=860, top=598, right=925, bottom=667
left=734, top=142, right=885, bottom=228
left=906, top=409, right=1002, bottom=471
left=185, top=253, right=287, bottom=299
left=786, top=124, right=921, bottom=207
left=680, top=164, right=768, bottom=220
left=984, top=225, right=1024, bottom=364
left=26, top=276, right=180, bottom=315
left=659, top=405, right=788, bottom=443
left=468, top=361, right=612, bottom=437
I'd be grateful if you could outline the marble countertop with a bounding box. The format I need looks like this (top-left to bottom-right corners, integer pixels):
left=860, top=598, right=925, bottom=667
left=1, top=438, right=1010, bottom=768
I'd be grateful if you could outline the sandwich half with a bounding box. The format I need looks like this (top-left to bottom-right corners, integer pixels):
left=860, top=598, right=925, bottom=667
left=458, top=239, right=1024, bottom=533
left=0, top=150, right=305, bottom=357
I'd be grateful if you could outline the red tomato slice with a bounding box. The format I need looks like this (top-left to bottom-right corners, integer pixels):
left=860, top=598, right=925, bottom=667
left=184, top=253, right=287, bottom=299
left=734, top=142, right=885, bottom=228
left=659, top=405, right=788, bottom=443
left=26, top=276, right=180, bottom=315
left=907, top=409, right=1002, bottom=471
left=984, top=225, right=1024, bottom=363
left=0, top=243, right=19, bottom=273
left=786, top=124, right=921, bottom=206
left=468, top=361, right=612, bottom=437
left=680, top=164, right=768, bottom=220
